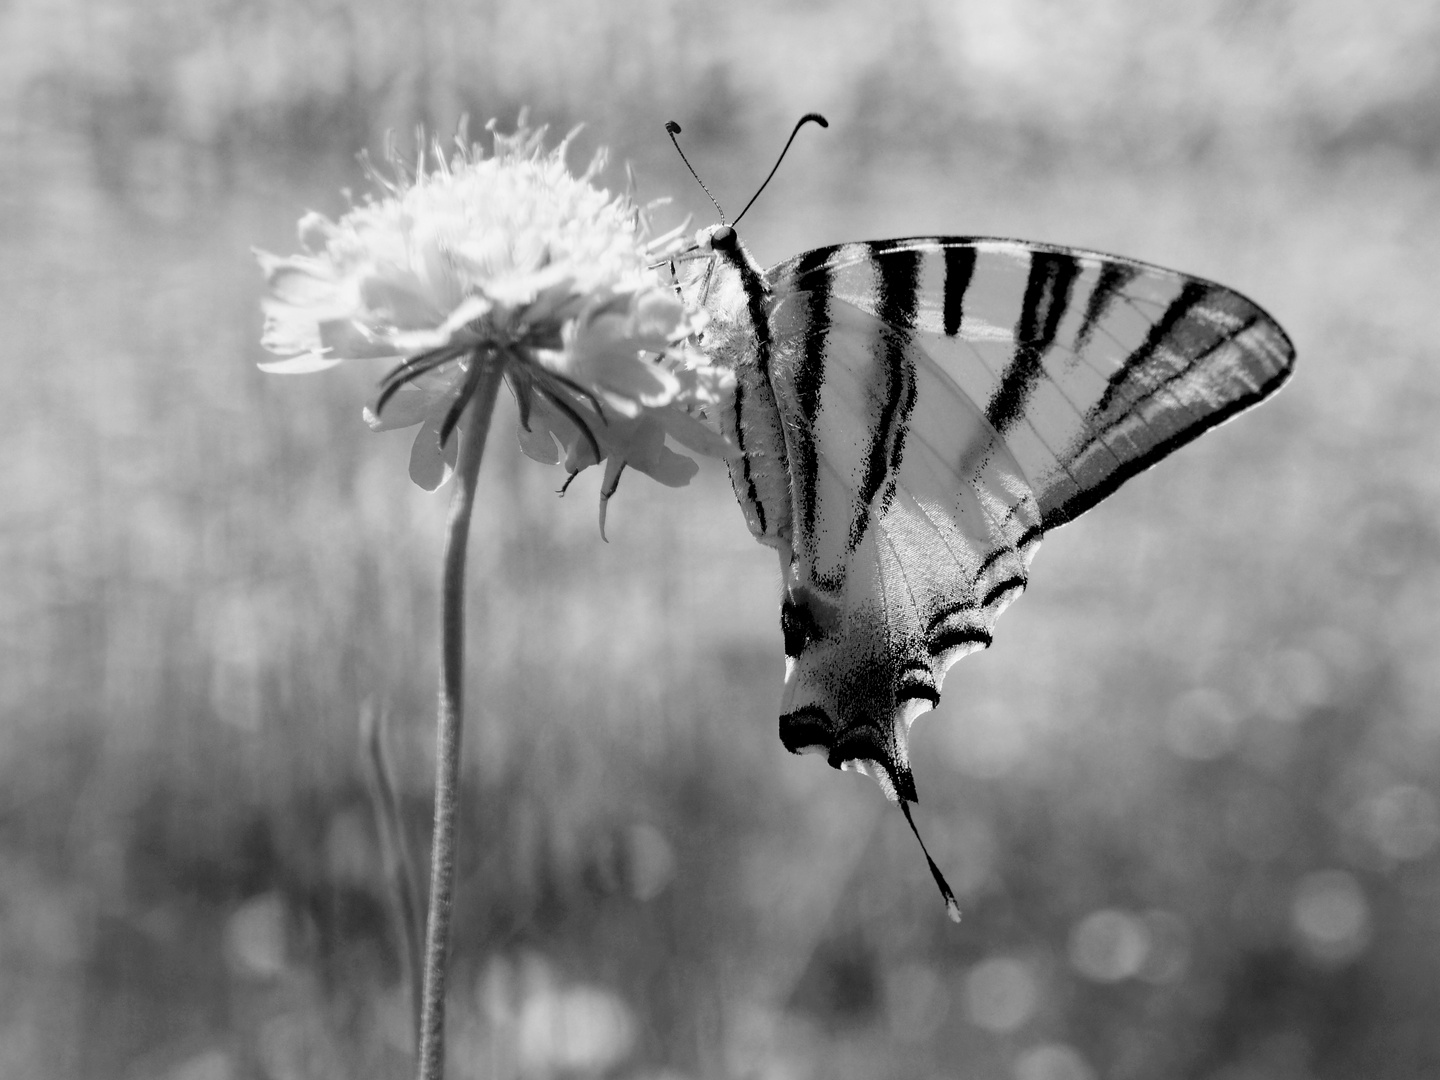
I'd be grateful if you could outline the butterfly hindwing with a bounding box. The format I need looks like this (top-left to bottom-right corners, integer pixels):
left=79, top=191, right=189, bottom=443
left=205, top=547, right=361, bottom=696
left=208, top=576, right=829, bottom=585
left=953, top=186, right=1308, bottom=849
left=763, top=274, right=1043, bottom=803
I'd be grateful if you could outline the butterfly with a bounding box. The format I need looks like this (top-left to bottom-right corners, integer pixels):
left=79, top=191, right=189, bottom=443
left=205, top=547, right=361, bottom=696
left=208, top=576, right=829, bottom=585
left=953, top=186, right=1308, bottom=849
left=668, top=116, right=1296, bottom=919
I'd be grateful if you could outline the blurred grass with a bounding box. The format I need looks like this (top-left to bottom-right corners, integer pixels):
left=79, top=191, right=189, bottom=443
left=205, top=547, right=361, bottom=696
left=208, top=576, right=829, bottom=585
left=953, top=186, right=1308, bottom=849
left=3, top=1, right=1440, bottom=1078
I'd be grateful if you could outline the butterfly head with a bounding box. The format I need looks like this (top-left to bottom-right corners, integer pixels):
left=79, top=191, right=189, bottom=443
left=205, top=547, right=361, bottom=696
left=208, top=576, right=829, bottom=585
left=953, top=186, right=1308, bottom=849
left=693, top=223, right=739, bottom=254
left=668, top=111, right=826, bottom=260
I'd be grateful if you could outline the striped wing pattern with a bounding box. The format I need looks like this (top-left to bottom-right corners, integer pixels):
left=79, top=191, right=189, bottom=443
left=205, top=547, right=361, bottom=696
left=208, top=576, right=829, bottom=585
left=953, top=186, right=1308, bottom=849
left=762, top=271, right=1042, bottom=805
left=750, top=237, right=1294, bottom=804
left=772, top=238, right=1296, bottom=529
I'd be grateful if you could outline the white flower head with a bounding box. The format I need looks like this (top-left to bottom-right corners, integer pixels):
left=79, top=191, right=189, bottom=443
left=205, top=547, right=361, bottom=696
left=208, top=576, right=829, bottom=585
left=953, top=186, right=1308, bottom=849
left=257, top=116, right=731, bottom=529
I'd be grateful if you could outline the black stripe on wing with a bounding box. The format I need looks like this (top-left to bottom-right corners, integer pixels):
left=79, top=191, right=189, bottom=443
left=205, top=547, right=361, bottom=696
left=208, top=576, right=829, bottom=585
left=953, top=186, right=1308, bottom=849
left=975, top=519, right=1044, bottom=576
left=943, top=245, right=978, bottom=337
left=791, top=241, right=924, bottom=581
left=927, top=625, right=993, bottom=657
left=713, top=241, right=777, bottom=536
left=790, top=247, right=834, bottom=543
left=766, top=236, right=1295, bottom=537
left=854, top=242, right=921, bottom=544
left=981, top=575, right=1027, bottom=607
left=916, top=501, right=1040, bottom=663
left=1043, top=343, right=1291, bottom=528
left=985, top=251, right=1081, bottom=434
left=922, top=599, right=994, bottom=654
left=1074, top=261, right=1140, bottom=355
left=1044, top=283, right=1295, bottom=528
left=919, top=569, right=1028, bottom=661
left=895, top=662, right=941, bottom=707
left=1093, top=280, right=1211, bottom=417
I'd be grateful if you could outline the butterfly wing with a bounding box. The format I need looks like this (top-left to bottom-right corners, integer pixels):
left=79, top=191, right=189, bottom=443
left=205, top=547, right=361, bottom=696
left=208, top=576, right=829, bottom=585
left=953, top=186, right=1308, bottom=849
left=761, top=237, right=1295, bottom=802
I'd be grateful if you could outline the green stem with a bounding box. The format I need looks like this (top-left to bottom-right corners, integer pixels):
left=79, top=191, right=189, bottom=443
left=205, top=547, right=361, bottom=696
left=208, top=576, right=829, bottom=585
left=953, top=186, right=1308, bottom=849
left=415, top=358, right=504, bottom=1080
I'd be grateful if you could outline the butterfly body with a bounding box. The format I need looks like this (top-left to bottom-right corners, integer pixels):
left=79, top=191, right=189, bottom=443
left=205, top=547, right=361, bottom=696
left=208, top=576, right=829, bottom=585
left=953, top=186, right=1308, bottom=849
left=685, top=225, right=1295, bottom=810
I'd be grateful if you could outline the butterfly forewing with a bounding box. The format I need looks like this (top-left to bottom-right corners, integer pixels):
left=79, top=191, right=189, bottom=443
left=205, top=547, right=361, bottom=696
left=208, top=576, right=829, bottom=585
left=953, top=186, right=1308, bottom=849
left=772, top=238, right=1295, bottom=530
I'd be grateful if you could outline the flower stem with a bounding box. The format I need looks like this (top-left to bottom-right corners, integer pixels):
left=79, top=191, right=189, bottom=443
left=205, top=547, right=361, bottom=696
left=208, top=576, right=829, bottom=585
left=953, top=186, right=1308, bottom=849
left=416, top=357, right=505, bottom=1080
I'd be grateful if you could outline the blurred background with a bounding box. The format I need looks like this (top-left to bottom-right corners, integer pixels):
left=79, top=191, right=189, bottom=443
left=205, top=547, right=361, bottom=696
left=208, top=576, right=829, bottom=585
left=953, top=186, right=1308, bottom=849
left=3, top=0, right=1439, bottom=1077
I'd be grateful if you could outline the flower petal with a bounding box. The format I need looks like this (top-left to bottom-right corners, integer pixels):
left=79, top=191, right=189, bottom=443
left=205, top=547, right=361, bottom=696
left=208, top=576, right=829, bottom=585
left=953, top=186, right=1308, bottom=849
left=256, top=251, right=346, bottom=309
left=258, top=353, right=344, bottom=374
left=359, top=268, right=449, bottom=330
left=318, top=318, right=403, bottom=361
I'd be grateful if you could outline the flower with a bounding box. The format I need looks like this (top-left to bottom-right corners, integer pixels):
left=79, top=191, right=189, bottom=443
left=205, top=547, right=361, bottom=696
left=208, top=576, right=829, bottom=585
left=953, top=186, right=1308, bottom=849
left=256, top=117, right=731, bottom=530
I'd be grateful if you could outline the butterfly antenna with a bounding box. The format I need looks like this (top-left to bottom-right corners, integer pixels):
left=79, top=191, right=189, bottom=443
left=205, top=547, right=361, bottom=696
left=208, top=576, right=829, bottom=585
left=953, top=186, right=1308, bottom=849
left=899, top=799, right=963, bottom=923
left=731, top=112, right=829, bottom=228
left=665, top=120, right=727, bottom=224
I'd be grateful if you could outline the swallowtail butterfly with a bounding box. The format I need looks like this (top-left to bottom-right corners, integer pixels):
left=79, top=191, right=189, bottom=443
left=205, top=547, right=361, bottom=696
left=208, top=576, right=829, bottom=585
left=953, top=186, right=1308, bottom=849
left=669, top=117, right=1295, bottom=918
